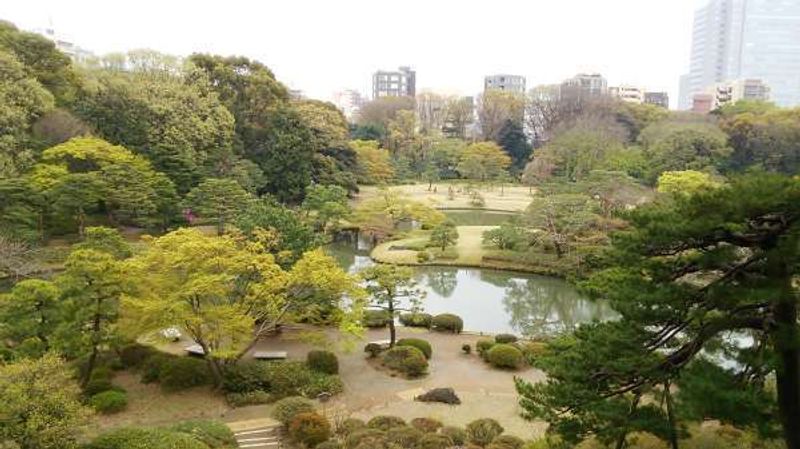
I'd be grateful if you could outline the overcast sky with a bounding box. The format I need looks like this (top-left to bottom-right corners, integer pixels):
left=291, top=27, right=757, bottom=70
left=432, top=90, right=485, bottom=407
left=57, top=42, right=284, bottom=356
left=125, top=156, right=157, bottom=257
left=1, top=0, right=702, bottom=107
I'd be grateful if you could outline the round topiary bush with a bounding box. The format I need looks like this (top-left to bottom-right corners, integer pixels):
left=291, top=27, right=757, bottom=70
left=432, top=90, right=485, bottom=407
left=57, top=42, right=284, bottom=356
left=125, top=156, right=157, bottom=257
left=410, top=417, right=443, bottom=433
left=345, top=428, right=387, bottom=448
left=140, top=354, right=175, bottom=384
left=158, top=357, right=212, bottom=391
left=381, top=346, right=428, bottom=377
left=225, top=391, right=272, bottom=407
left=289, top=412, right=331, bottom=447
left=169, top=420, right=237, bottom=448
left=367, top=415, right=407, bottom=431
left=221, top=361, right=270, bottom=394
left=466, top=418, right=504, bottom=446
left=486, top=344, right=523, bottom=369
left=362, top=309, right=392, bottom=328
left=419, top=433, right=454, bottom=449
left=307, top=350, right=339, bottom=374
left=462, top=343, right=472, bottom=354
left=386, top=425, right=423, bottom=447
left=396, top=338, right=432, bottom=359
left=364, top=343, right=384, bottom=358
left=119, top=343, right=158, bottom=368
left=399, top=312, right=433, bottom=328
left=494, top=334, right=518, bottom=344
left=431, top=313, right=463, bottom=333
left=337, top=418, right=366, bottom=435
left=518, top=341, right=549, bottom=364
left=489, top=434, right=525, bottom=449
left=476, top=339, right=496, bottom=358
left=271, top=396, right=315, bottom=426
left=84, top=378, right=116, bottom=397
left=440, top=426, right=467, bottom=445
left=90, top=390, right=128, bottom=414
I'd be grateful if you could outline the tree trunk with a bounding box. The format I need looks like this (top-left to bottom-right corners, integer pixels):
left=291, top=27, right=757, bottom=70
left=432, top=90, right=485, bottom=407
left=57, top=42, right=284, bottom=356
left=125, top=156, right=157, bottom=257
left=388, top=301, right=396, bottom=346
left=665, top=380, right=679, bottom=449
left=615, top=391, right=642, bottom=449
left=77, top=207, right=86, bottom=238
left=198, top=341, right=224, bottom=387
left=81, top=302, right=103, bottom=387
left=773, top=289, right=800, bottom=449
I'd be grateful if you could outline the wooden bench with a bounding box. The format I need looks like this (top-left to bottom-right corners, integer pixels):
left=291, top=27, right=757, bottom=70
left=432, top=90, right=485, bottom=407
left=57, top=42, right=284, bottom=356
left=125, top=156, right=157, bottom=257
left=253, top=351, right=288, bottom=360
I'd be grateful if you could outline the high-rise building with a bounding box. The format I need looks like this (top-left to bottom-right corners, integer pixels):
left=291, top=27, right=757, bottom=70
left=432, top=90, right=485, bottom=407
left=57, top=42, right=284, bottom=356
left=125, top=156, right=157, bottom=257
left=679, top=0, right=800, bottom=108
left=372, top=66, right=416, bottom=99
left=706, top=78, right=770, bottom=110
left=608, top=85, right=646, bottom=103
left=37, top=27, right=93, bottom=63
left=484, top=74, right=526, bottom=94
left=644, top=92, right=670, bottom=109
left=560, top=73, right=608, bottom=100
left=332, top=89, right=365, bottom=121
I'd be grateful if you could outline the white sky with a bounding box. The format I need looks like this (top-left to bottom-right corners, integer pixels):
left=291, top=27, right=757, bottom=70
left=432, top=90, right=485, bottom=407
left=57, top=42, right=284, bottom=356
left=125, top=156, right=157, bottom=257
left=1, top=0, right=702, bottom=108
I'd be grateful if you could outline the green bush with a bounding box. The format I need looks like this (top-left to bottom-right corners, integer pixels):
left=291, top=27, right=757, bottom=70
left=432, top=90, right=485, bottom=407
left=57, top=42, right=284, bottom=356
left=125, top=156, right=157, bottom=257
left=307, top=350, right=339, bottom=375
left=431, top=313, right=463, bottom=333
left=159, top=357, right=212, bottom=391
left=518, top=341, right=549, bottom=364
left=271, top=396, right=315, bottom=426
left=489, top=434, right=525, bottom=449
left=345, top=429, right=387, bottom=448
left=396, top=338, right=432, bottom=359
left=90, top=366, right=114, bottom=382
left=381, top=346, right=428, bottom=377
left=487, top=344, right=523, bottom=369
left=84, top=378, right=116, bottom=397
left=462, top=343, right=472, bottom=354
left=476, top=339, right=496, bottom=358
left=362, top=309, right=391, bottom=328
left=410, top=417, right=442, bottom=433
left=466, top=418, right=504, bottom=446
left=263, top=361, right=313, bottom=398
left=399, top=313, right=433, bottom=328
left=225, top=390, right=273, bottom=407
left=169, top=420, right=236, bottom=448
left=367, top=415, right=406, bottom=431
left=223, top=360, right=342, bottom=399
left=337, top=418, right=366, bottom=435
left=494, top=334, right=518, bottom=344
left=90, top=390, right=128, bottom=414
left=419, top=433, right=454, bottom=449
left=417, top=250, right=432, bottom=262
left=221, top=361, right=270, bottom=393
left=386, top=425, right=423, bottom=447
left=307, top=372, right=345, bottom=397
left=364, top=343, right=384, bottom=358
left=88, top=428, right=207, bottom=449
left=119, top=343, right=158, bottom=368
left=289, top=412, right=331, bottom=447
left=316, top=442, right=342, bottom=449
left=440, top=426, right=467, bottom=445
left=140, top=354, right=176, bottom=384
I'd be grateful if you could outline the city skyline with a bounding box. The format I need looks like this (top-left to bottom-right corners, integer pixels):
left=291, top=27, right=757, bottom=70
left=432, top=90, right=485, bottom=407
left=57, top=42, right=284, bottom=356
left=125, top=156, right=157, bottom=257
left=0, top=0, right=701, bottom=108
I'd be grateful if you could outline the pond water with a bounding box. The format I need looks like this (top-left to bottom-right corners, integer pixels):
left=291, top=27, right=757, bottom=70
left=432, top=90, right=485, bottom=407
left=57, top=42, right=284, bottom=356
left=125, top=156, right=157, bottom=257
left=326, top=237, right=617, bottom=337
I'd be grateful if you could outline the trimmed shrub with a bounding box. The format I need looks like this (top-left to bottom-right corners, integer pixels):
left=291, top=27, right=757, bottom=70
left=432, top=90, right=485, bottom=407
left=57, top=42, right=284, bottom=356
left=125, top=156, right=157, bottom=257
left=411, top=417, right=442, bottom=433
left=345, top=429, right=387, bottom=448
left=170, top=420, right=236, bottom=448
left=466, top=418, right=504, bottom=446
left=386, top=425, right=423, bottom=447
left=84, top=378, right=116, bottom=397
left=307, top=372, right=345, bottom=397
left=440, top=426, right=468, bottom=445
left=308, top=350, right=339, bottom=374
left=364, top=343, right=383, bottom=358
left=367, top=415, right=406, bottom=431
left=159, top=357, right=212, bottom=391
left=476, top=339, right=496, bottom=358
left=119, top=343, right=157, bottom=368
left=225, top=391, right=272, bottom=407
left=263, top=361, right=313, bottom=398
left=88, top=428, right=207, bottom=449
left=462, top=343, right=472, bottom=354
left=90, top=390, right=128, bottom=414
left=140, top=354, right=176, bottom=384
left=316, top=442, right=342, bottom=449
left=337, top=418, right=366, bottom=436
left=221, top=361, right=270, bottom=393
left=417, top=250, right=432, bottom=262
left=419, top=433, right=454, bottom=449
left=396, top=338, right=432, bottom=359
left=362, top=309, right=391, bottom=328
left=486, top=344, right=523, bottom=369
left=272, top=396, right=315, bottom=426
left=223, top=360, right=342, bottom=399
left=90, top=366, right=114, bottom=382
left=415, top=387, right=461, bottom=405
left=399, top=312, right=433, bottom=328
left=518, top=341, right=549, bottom=364
left=381, top=346, right=428, bottom=377
left=494, top=334, right=518, bottom=344
left=490, top=434, right=525, bottom=449
left=289, top=412, right=331, bottom=447
left=431, top=313, right=463, bottom=333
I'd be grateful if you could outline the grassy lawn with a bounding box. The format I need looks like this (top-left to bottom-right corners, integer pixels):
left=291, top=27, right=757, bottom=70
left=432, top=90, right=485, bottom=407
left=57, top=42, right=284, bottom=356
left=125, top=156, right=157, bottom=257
left=356, top=183, right=536, bottom=212
left=372, top=225, right=497, bottom=267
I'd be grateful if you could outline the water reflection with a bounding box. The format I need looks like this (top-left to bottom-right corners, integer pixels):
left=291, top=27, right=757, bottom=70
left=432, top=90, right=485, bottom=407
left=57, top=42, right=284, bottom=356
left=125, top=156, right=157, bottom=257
left=326, top=241, right=616, bottom=336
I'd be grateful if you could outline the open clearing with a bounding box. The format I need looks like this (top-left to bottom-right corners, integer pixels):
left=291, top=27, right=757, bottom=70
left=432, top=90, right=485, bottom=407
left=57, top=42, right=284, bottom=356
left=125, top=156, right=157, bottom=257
left=356, top=183, right=536, bottom=212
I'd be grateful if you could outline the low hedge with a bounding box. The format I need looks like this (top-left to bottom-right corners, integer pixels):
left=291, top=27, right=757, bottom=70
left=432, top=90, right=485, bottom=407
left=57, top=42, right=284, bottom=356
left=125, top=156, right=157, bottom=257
left=345, top=429, right=387, bottom=448
left=518, top=341, right=549, bottom=364
left=88, top=428, right=207, bottom=449
left=381, top=346, right=428, bottom=377
left=90, top=390, right=128, bottom=414
left=367, top=415, right=406, bottom=431
left=399, top=312, right=433, bottom=328
left=289, top=412, right=331, bottom=447
left=410, top=417, right=442, bottom=433
left=419, top=433, right=454, bottom=449
left=222, top=360, right=343, bottom=399
left=118, top=343, right=158, bottom=368
left=440, top=426, right=467, bottom=445
left=140, top=353, right=178, bottom=384
left=476, top=339, right=496, bottom=358
left=169, top=420, right=236, bottom=448
left=158, top=357, right=212, bottom=391
left=489, top=434, right=525, bottom=449
left=307, top=350, right=339, bottom=375
left=362, top=309, right=392, bottom=328
left=431, top=313, right=463, bottom=333
left=225, top=391, right=272, bottom=407
left=271, top=396, right=315, bottom=426
left=386, top=425, right=423, bottom=447
left=466, top=418, right=504, bottom=446
left=396, top=338, right=432, bottom=359
left=337, top=418, right=366, bottom=435
left=486, top=344, right=523, bottom=369
left=494, top=334, right=518, bottom=344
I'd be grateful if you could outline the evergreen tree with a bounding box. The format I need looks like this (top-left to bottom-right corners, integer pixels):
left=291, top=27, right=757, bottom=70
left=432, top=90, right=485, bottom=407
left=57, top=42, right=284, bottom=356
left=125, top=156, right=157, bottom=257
left=497, top=119, right=532, bottom=171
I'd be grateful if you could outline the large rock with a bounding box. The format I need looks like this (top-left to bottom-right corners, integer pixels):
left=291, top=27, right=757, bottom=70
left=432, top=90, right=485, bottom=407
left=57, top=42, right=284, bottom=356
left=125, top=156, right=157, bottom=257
left=414, top=387, right=461, bottom=405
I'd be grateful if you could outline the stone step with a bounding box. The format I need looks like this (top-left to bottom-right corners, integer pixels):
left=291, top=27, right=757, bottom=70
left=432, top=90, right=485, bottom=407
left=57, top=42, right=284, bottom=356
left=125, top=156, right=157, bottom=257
left=235, top=428, right=277, bottom=436
left=237, top=436, right=279, bottom=443
left=239, top=443, right=279, bottom=449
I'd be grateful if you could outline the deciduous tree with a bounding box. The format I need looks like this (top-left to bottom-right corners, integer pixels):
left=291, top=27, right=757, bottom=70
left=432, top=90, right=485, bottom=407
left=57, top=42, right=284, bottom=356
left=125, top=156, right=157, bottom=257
left=457, top=142, right=511, bottom=182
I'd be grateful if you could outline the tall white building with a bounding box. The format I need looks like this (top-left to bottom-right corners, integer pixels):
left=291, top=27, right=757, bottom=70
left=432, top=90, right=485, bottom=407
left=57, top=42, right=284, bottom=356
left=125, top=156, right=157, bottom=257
left=608, top=85, right=646, bottom=103
left=679, top=0, right=800, bottom=108
left=332, top=89, right=364, bottom=121
left=37, top=27, right=93, bottom=63
left=484, top=74, right=526, bottom=94
left=372, top=66, right=416, bottom=99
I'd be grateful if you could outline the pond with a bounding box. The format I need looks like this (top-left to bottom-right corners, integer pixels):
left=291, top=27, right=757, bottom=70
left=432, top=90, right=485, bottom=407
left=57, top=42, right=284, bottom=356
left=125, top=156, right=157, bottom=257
left=326, top=237, right=617, bottom=337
